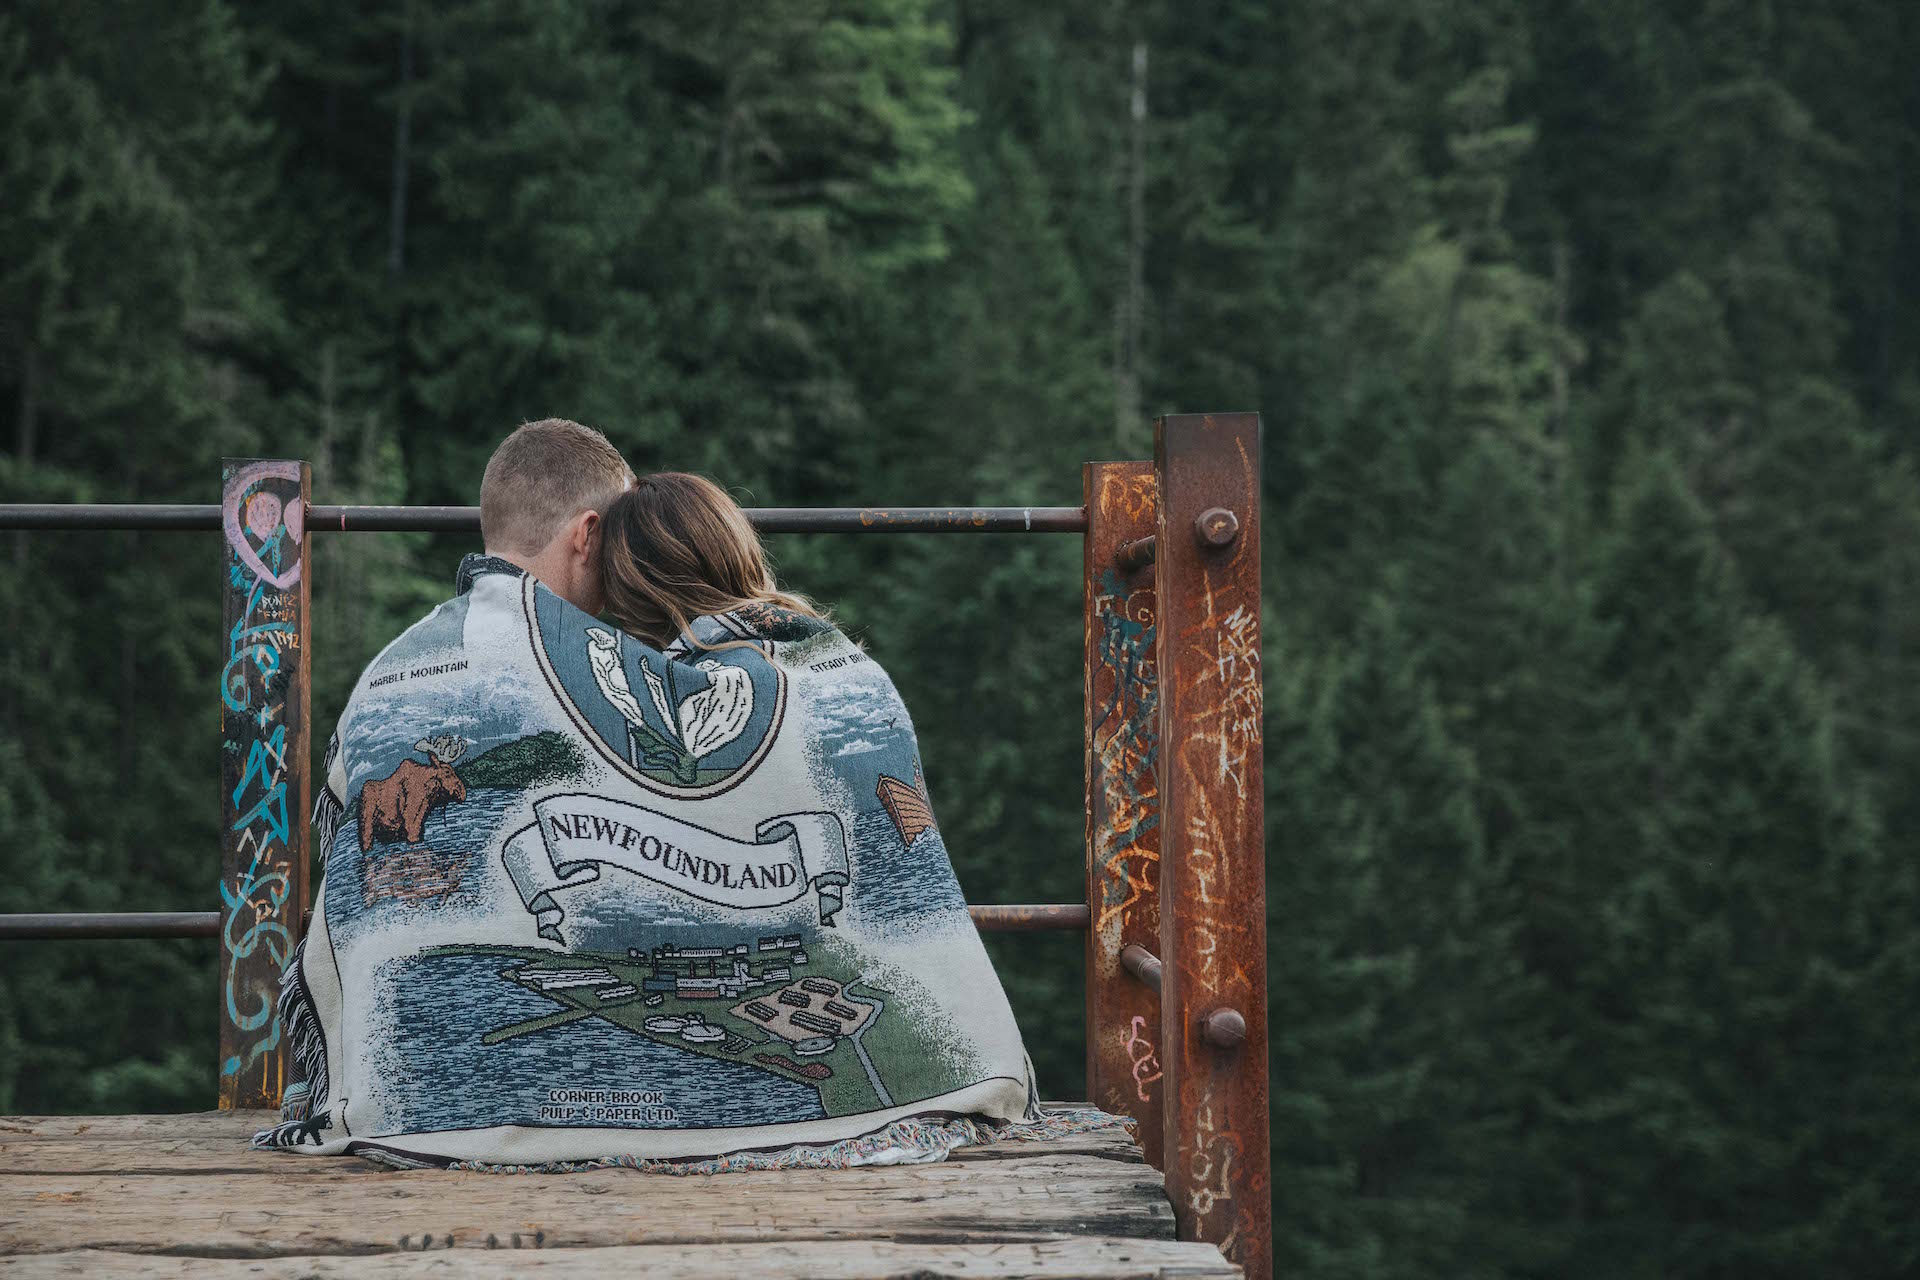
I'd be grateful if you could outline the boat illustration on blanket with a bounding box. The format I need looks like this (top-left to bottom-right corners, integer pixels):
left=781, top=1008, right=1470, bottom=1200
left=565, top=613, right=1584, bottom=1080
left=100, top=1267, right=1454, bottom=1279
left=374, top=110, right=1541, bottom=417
left=432, top=928, right=971, bottom=1120
left=875, top=768, right=937, bottom=846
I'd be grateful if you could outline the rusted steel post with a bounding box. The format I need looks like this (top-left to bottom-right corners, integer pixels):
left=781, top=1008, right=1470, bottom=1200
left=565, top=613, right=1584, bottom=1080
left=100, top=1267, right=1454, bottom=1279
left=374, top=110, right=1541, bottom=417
left=1083, top=461, right=1166, bottom=1169
left=218, top=459, right=312, bottom=1110
left=1153, top=415, right=1270, bottom=1280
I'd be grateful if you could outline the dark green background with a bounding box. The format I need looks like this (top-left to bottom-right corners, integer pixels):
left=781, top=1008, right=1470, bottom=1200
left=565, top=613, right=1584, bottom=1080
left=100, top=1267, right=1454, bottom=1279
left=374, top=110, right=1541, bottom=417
left=4, top=1, right=1919, bottom=1274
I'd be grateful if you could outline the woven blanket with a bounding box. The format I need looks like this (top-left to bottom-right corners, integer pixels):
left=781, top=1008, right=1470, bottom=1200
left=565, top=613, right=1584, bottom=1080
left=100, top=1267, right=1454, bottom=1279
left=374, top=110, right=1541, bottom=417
left=260, top=554, right=1039, bottom=1165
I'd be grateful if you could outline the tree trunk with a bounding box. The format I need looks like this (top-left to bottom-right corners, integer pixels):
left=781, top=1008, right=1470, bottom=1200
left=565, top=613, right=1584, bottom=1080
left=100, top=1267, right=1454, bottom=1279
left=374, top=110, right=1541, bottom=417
left=119, top=584, right=137, bottom=794
left=16, top=339, right=39, bottom=464
left=1114, top=39, right=1147, bottom=449
left=387, top=12, right=415, bottom=279
left=14, top=340, right=38, bottom=570
left=5, top=340, right=36, bottom=731
left=1550, top=237, right=1571, bottom=438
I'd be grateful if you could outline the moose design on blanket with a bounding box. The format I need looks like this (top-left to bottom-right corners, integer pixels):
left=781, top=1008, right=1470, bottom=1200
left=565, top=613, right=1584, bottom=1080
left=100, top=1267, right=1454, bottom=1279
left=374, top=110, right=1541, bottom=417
left=268, top=554, right=1037, bottom=1165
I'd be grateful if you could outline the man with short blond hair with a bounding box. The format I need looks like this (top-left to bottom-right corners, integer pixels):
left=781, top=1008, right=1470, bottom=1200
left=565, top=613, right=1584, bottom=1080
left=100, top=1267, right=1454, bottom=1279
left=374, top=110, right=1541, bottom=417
left=479, top=418, right=633, bottom=614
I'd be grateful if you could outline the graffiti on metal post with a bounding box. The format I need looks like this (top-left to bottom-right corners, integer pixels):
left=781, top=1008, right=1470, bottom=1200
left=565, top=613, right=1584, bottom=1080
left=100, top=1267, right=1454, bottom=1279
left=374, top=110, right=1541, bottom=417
left=220, top=461, right=306, bottom=1093
left=1184, top=1081, right=1243, bottom=1226
left=1090, top=566, right=1160, bottom=936
left=1153, top=415, right=1270, bottom=1277
left=1123, top=1014, right=1164, bottom=1103
left=1084, top=464, right=1166, bottom=1167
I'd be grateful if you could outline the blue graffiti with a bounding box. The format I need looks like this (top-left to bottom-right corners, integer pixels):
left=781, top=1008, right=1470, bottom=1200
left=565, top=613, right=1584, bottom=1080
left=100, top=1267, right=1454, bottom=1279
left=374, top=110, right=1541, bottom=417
left=220, top=488, right=301, bottom=1083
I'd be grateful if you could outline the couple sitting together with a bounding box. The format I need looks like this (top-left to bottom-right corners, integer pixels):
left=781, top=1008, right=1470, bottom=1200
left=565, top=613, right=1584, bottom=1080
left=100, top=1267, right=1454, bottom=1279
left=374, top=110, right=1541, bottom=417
left=264, top=419, right=1053, bottom=1169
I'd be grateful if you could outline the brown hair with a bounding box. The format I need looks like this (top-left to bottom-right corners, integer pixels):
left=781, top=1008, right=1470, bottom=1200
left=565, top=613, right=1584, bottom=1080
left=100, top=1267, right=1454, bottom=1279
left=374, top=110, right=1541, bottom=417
left=601, top=473, right=823, bottom=648
left=480, top=419, right=633, bottom=556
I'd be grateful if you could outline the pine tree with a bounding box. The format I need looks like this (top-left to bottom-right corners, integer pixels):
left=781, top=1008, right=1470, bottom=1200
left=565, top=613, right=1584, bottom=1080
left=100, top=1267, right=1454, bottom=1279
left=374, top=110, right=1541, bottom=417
left=1589, top=447, right=1743, bottom=746
left=1600, top=621, right=1898, bottom=1276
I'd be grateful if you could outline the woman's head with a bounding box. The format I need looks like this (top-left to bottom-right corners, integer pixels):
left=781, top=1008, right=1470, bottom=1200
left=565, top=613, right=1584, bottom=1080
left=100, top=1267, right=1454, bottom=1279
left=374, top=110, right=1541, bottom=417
left=600, top=472, right=821, bottom=646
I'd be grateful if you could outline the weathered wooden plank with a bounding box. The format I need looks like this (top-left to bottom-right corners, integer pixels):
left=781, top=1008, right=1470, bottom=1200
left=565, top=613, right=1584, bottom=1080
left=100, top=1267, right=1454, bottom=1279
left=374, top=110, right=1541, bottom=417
left=0, top=1158, right=1175, bottom=1256
left=1083, top=463, right=1167, bottom=1169
left=0, top=1142, right=379, bottom=1177
left=0, top=1153, right=1161, bottom=1197
left=0, top=1239, right=1240, bottom=1278
left=1153, top=415, right=1272, bottom=1280
left=0, top=1114, right=263, bottom=1141
left=218, top=459, right=313, bottom=1110
left=948, top=1131, right=1145, bottom=1165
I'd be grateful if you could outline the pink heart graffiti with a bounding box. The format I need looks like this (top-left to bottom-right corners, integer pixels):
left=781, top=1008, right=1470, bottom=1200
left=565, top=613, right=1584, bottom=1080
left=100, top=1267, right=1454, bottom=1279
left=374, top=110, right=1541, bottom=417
left=222, top=461, right=305, bottom=591
left=244, top=493, right=282, bottom=542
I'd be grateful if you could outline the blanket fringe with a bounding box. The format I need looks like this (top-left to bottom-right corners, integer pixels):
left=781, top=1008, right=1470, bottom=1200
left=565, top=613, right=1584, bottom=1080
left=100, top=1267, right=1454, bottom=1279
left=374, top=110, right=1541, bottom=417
left=312, top=735, right=345, bottom=867
left=251, top=1112, right=332, bottom=1150
left=270, top=936, right=329, bottom=1130
left=443, top=1107, right=1132, bottom=1175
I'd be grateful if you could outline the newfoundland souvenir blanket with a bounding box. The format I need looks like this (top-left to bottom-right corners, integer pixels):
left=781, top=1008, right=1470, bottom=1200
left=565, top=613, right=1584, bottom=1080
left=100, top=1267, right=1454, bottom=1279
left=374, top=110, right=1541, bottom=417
left=260, top=554, right=1043, bottom=1167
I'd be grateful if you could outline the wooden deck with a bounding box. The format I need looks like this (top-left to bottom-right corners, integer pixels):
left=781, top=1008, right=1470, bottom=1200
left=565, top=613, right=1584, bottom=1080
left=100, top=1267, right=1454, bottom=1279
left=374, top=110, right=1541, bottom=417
left=0, top=1109, right=1238, bottom=1278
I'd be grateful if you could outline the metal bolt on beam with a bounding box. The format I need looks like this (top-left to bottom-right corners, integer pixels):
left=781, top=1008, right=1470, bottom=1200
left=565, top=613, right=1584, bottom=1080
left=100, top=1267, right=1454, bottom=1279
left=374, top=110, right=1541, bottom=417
left=1193, top=506, right=1240, bottom=548
left=1200, top=1007, right=1248, bottom=1050
left=1120, top=943, right=1164, bottom=993
left=1115, top=534, right=1158, bottom=573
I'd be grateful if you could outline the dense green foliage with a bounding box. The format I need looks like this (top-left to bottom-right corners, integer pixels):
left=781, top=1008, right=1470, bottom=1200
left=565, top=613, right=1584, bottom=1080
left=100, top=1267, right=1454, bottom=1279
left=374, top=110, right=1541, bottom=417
left=5, top=0, right=1919, bottom=1272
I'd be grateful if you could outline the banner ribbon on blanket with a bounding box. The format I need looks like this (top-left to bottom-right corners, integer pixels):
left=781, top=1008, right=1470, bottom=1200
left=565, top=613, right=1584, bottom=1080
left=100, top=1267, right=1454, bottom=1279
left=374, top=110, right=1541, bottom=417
left=501, top=794, right=849, bottom=942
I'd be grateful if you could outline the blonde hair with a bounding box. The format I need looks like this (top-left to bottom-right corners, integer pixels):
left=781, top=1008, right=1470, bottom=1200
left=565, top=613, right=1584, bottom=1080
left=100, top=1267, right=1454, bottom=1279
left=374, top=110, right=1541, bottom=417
left=601, top=473, right=823, bottom=648
left=480, top=419, right=633, bottom=556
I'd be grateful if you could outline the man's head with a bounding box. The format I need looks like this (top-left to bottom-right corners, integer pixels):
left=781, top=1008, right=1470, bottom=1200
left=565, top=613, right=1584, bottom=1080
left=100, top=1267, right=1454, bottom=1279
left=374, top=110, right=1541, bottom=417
left=480, top=419, right=633, bottom=614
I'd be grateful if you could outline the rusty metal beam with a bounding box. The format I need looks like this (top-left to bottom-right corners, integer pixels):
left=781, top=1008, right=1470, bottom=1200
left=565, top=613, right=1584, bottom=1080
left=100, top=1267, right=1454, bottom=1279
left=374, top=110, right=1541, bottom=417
left=1153, top=414, right=1271, bottom=1280
left=0, top=504, right=1088, bottom=534
left=217, top=460, right=312, bottom=1112
left=1083, top=461, right=1167, bottom=1170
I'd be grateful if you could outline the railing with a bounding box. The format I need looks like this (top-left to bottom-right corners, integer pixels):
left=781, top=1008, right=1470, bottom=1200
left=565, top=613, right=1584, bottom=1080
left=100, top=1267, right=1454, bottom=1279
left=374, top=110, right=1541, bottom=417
left=0, top=413, right=1271, bottom=1280
left=0, top=504, right=1089, bottom=533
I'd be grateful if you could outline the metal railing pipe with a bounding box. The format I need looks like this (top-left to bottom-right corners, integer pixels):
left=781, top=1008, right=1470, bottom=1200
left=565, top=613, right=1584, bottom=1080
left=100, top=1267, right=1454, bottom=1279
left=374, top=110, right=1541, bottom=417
left=0, top=504, right=1087, bottom=535
left=0, top=504, right=223, bottom=531
left=970, top=903, right=1092, bottom=932
left=0, top=912, right=223, bottom=939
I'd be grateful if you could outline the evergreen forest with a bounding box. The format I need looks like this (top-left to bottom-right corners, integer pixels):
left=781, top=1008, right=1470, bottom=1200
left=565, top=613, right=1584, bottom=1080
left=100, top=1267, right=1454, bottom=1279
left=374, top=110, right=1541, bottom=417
left=5, top=1, right=1919, bottom=1274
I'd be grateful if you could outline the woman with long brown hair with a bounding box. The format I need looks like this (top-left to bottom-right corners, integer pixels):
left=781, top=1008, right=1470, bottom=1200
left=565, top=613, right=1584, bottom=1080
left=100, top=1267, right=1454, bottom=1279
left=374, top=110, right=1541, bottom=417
left=599, top=472, right=825, bottom=648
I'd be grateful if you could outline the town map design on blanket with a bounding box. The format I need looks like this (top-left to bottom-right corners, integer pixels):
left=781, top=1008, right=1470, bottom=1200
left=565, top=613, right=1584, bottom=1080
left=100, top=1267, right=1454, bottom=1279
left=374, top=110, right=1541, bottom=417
left=267, top=556, right=1036, bottom=1165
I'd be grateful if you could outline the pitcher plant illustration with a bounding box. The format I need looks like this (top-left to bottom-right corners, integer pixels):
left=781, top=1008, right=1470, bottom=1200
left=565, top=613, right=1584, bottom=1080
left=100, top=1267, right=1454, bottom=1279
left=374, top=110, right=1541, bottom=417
left=585, top=627, right=754, bottom=783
